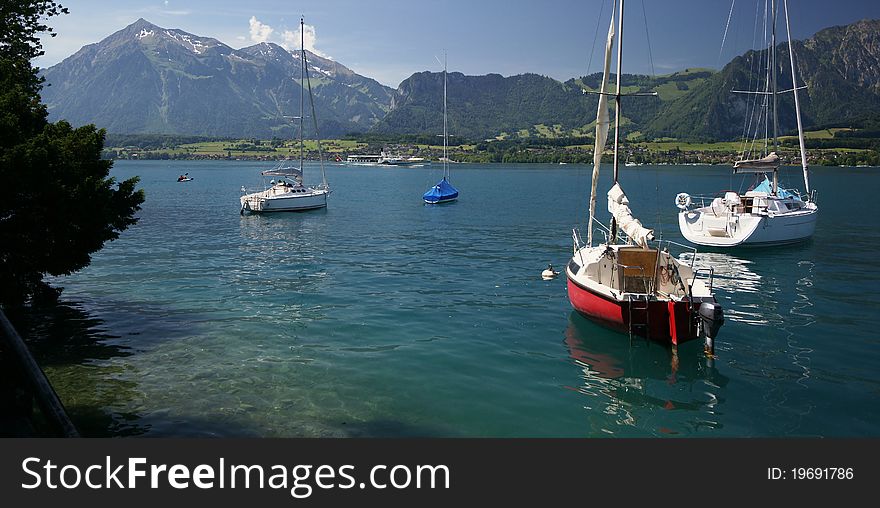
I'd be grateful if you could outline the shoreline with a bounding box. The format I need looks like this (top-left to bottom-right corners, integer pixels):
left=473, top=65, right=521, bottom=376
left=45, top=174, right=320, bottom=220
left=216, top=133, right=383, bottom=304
left=104, top=153, right=880, bottom=167
left=103, top=140, right=880, bottom=166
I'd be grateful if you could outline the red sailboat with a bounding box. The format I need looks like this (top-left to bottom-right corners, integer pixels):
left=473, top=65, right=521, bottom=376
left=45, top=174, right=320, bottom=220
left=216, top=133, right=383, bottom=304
left=565, top=0, right=724, bottom=355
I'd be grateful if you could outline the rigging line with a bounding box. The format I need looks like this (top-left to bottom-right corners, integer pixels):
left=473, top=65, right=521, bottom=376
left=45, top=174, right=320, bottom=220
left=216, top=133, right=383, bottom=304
left=302, top=26, right=327, bottom=187
left=789, top=3, right=810, bottom=92
left=743, top=56, right=762, bottom=159
left=717, top=0, right=736, bottom=70
left=742, top=63, right=762, bottom=159
left=743, top=0, right=768, bottom=160
left=578, top=0, right=608, bottom=229
left=740, top=0, right=764, bottom=157
left=585, top=0, right=608, bottom=80
left=640, top=0, right=655, bottom=77
left=739, top=5, right=755, bottom=158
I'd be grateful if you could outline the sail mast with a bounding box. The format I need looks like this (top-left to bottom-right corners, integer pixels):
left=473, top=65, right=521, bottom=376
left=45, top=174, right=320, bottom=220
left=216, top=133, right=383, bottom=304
left=610, top=0, right=624, bottom=243
left=443, top=52, right=448, bottom=178
left=783, top=0, right=810, bottom=196
left=612, top=0, right=624, bottom=186
left=299, top=16, right=305, bottom=175
left=770, top=0, right=778, bottom=194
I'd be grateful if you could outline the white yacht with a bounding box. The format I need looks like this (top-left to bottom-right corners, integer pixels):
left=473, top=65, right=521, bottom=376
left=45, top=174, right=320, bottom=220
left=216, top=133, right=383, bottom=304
left=676, top=0, right=817, bottom=247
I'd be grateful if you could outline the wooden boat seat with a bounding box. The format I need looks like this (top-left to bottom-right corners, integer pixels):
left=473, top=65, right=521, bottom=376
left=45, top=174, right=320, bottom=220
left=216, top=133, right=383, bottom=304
left=617, top=248, right=657, bottom=293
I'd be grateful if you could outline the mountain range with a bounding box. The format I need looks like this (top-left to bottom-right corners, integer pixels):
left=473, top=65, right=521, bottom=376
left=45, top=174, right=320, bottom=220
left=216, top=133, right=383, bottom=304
left=373, top=69, right=713, bottom=140
left=646, top=18, right=880, bottom=141
left=40, top=18, right=393, bottom=138
left=40, top=18, right=880, bottom=142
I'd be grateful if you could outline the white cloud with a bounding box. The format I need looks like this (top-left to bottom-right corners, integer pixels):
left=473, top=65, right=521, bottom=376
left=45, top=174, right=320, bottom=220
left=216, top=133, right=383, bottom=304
left=249, top=16, right=273, bottom=43
left=281, top=24, right=331, bottom=59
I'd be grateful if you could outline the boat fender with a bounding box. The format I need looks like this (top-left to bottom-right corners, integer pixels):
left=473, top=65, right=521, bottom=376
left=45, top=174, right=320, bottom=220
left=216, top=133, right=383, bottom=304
left=675, top=193, right=691, bottom=209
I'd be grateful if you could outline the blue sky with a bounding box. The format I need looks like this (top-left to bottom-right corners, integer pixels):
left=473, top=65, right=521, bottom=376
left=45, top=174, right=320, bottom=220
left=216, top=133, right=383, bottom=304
left=36, top=0, right=880, bottom=87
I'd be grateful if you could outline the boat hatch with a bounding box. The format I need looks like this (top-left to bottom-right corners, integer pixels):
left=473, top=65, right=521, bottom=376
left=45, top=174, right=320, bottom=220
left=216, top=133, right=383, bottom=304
left=616, top=248, right=658, bottom=294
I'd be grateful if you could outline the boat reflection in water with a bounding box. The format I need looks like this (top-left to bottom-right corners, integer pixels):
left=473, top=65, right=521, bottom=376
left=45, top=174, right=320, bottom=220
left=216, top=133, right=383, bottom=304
left=678, top=251, right=767, bottom=326
left=563, top=312, right=728, bottom=436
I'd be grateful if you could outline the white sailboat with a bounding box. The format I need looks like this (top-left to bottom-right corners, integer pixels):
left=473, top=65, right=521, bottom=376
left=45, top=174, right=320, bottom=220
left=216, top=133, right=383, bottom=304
left=424, top=53, right=459, bottom=204
left=566, top=0, right=724, bottom=355
left=676, top=0, right=817, bottom=246
left=240, top=17, right=330, bottom=214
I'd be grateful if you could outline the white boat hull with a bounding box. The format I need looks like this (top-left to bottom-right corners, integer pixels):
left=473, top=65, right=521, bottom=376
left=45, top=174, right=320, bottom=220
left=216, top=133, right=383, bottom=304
left=379, top=160, right=424, bottom=166
left=679, top=205, right=817, bottom=247
left=240, top=186, right=329, bottom=213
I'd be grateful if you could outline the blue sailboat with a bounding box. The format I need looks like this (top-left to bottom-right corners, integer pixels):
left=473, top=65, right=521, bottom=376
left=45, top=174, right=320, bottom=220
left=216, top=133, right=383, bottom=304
left=424, top=53, right=459, bottom=204
left=424, top=176, right=459, bottom=203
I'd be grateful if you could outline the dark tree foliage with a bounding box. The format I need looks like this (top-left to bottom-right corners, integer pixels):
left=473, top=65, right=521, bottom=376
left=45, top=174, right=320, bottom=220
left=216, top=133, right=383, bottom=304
left=0, top=1, right=145, bottom=306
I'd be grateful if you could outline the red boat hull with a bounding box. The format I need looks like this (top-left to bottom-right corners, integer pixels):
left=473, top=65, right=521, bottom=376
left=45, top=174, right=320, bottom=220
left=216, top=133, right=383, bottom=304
left=566, top=277, right=700, bottom=345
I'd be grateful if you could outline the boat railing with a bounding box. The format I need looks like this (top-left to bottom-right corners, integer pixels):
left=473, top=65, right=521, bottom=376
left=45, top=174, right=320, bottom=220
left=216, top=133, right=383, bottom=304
left=589, top=216, right=614, bottom=245
left=683, top=194, right=716, bottom=210
left=589, top=216, right=639, bottom=246
left=692, top=267, right=716, bottom=293
left=657, top=239, right=698, bottom=269
left=807, top=189, right=818, bottom=205
left=572, top=218, right=615, bottom=250
left=686, top=193, right=749, bottom=212
left=571, top=229, right=586, bottom=267
left=573, top=216, right=641, bottom=253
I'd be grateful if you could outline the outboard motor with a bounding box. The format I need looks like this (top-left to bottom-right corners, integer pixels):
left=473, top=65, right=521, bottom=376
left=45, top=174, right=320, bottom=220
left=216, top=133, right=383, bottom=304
left=698, top=302, right=724, bottom=357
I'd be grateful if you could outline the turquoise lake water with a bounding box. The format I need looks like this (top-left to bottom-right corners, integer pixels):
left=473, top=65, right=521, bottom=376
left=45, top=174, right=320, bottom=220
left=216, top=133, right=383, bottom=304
left=16, top=160, right=880, bottom=437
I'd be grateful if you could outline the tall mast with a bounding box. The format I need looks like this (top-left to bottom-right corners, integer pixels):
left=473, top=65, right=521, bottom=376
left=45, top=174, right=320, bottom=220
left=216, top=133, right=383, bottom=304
left=299, top=16, right=305, bottom=174
left=612, top=0, right=624, bottom=186
left=770, top=0, right=778, bottom=194
left=784, top=0, right=810, bottom=196
left=443, top=52, right=448, bottom=178
left=610, top=0, right=624, bottom=243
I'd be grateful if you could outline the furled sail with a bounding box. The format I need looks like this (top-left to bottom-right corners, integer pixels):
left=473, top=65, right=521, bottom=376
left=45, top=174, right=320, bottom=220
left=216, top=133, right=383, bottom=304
left=262, top=165, right=304, bottom=184
left=587, top=9, right=615, bottom=245
left=733, top=152, right=779, bottom=172
left=607, top=182, right=654, bottom=248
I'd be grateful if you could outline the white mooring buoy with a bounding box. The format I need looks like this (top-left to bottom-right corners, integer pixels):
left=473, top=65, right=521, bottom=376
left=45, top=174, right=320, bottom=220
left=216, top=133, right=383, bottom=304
left=541, top=264, right=559, bottom=280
